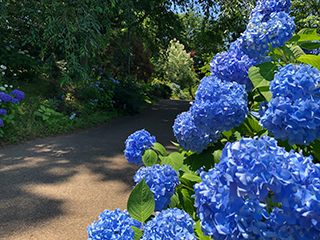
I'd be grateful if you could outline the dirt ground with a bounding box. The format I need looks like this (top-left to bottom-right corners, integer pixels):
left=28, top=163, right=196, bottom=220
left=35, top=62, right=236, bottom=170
left=0, top=99, right=190, bottom=240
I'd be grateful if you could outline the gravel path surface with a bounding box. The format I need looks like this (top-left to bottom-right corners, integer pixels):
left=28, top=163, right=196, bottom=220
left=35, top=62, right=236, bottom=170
left=0, top=99, right=190, bottom=240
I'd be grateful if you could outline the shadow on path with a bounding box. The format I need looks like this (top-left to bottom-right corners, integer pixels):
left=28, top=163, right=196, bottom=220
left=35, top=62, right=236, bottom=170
left=0, top=99, right=190, bottom=239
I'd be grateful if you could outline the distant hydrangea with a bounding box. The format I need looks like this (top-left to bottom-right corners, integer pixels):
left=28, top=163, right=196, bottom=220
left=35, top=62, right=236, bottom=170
left=0, top=92, right=13, bottom=102
left=87, top=209, right=143, bottom=240
left=173, top=111, right=219, bottom=153
left=269, top=64, right=320, bottom=101
left=0, top=108, right=7, bottom=115
left=241, top=11, right=295, bottom=59
left=194, top=136, right=320, bottom=239
left=141, top=208, right=196, bottom=240
left=10, top=89, right=25, bottom=101
left=134, top=164, right=180, bottom=211
left=210, top=38, right=256, bottom=90
left=0, top=118, right=3, bottom=127
left=124, top=129, right=156, bottom=166
left=190, top=76, right=248, bottom=135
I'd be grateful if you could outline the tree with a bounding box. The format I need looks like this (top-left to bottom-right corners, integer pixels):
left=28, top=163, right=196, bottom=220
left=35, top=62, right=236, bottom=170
left=157, top=39, right=198, bottom=98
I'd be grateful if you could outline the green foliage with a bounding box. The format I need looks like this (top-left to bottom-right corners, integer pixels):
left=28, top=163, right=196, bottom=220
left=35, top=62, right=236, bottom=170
left=34, top=105, right=63, bottom=121
left=127, top=178, right=155, bottom=223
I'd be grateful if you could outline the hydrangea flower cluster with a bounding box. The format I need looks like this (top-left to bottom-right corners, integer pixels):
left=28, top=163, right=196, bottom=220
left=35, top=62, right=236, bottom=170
left=0, top=87, right=25, bottom=127
left=250, top=0, right=291, bottom=19
left=172, top=76, right=248, bottom=153
left=124, top=129, right=156, bottom=166
left=172, top=111, right=219, bottom=153
left=241, top=11, right=295, bottom=60
left=87, top=209, right=143, bottom=240
left=194, top=136, right=320, bottom=239
left=141, top=208, right=196, bottom=240
left=210, top=38, right=256, bottom=90
left=260, top=64, right=320, bottom=145
left=191, top=76, right=248, bottom=135
left=133, top=164, right=180, bottom=211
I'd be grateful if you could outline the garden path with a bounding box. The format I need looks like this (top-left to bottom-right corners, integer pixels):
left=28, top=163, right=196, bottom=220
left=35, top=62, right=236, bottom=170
left=0, top=99, right=190, bottom=240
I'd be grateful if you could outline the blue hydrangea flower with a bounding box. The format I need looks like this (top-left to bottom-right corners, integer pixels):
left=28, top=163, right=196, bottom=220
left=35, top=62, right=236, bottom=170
left=250, top=0, right=291, bottom=20
left=124, top=129, right=156, bottom=166
left=0, top=92, right=13, bottom=102
left=0, top=118, right=3, bottom=127
left=172, top=111, right=219, bottom=153
left=134, top=164, right=180, bottom=211
left=141, top=208, right=196, bottom=240
left=261, top=64, right=320, bottom=145
left=0, top=108, right=7, bottom=115
left=210, top=38, right=256, bottom=90
left=194, top=136, right=320, bottom=239
left=87, top=209, right=143, bottom=240
left=10, top=89, right=25, bottom=101
left=260, top=96, right=320, bottom=145
left=269, top=64, right=320, bottom=101
left=241, top=11, right=295, bottom=60
left=191, top=76, right=248, bottom=135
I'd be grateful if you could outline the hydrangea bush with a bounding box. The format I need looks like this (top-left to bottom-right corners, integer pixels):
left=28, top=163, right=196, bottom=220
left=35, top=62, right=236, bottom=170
left=87, top=0, right=320, bottom=239
left=0, top=81, right=25, bottom=131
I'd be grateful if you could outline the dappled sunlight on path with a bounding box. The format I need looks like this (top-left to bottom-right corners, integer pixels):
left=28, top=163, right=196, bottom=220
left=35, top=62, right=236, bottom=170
left=0, top=99, right=190, bottom=240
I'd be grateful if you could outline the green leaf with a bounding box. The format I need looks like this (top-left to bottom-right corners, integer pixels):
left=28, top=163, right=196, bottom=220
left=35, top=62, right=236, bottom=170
left=289, top=33, right=320, bottom=43
left=248, top=61, right=280, bottom=101
left=194, top=220, right=213, bottom=240
left=142, top=149, right=158, bottom=167
left=131, top=227, right=143, bottom=240
left=246, top=114, right=263, bottom=133
left=127, top=179, right=155, bottom=223
left=180, top=173, right=202, bottom=183
left=297, top=55, right=320, bottom=71
left=152, top=142, right=167, bottom=156
left=168, top=193, right=180, bottom=208
left=159, top=152, right=184, bottom=171
left=300, top=42, right=320, bottom=50
left=289, top=45, right=306, bottom=58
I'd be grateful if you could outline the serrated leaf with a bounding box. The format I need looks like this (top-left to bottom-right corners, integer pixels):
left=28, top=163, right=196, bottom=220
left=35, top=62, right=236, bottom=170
left=248, top=62, right=279, bottom=101
left=246, top=115, right=263, bottom=133
left=300, top=42, right=320, bottom=50
left=290, top=45, right=306, bottom=58
left=142, top=149, right=158, bottom=167
left=297, top=55, right=320, bottom=71
left=152, top=142, right=167, bottom=156
left=127, top=179, right=155, bottom=223
left=159, top=152, right=184, bottom=171
left=180, top=173, right=202, bottom=183
left=131, top=227, right=143, bottom=240
left=297, top=28, right=317, bottom=35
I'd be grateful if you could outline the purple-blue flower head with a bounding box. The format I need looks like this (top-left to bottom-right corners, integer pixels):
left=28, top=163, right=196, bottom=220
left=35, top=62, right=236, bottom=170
left=270, top=64, right=320, bottom=101
left=173, top=111, right=219, bottom=153
left=0, top=92, right=13, bottom=102
left=134, top=164, right=180, bottom=211
left=87, top=209, right=143, bottom=240
left=241, top=11, right=295, bottom=60
left=260, top=96, right=320, bottom=145
left=141, top=208, right=196, bottom=240
left=194, top=135, right=320, bottom=239
left=0, top=118, right=3, bottom=127
left=10, top=89, right=25, bottom=101
left=250, top=0, right=292, bottom=20
left=210, top=38, right=256, bottom=91
left=191, top=76, right=248, bottom=135
left=0, top=108, right=7, bottom=115
left=124, top=129, right=156, bottom=166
